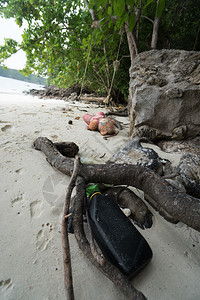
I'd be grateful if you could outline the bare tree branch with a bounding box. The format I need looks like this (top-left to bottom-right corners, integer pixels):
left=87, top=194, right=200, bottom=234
left=61, top=155, right=80, bottom=300
left=84, top=0, right=96, bottom=21
left=141, top=15, right=154, bottom=24
left=34, top=137, right=200, bottom=232
left=193, top=25, right=200, bottom=50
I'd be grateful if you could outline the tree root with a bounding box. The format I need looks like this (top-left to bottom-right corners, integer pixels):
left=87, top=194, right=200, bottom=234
left=34, top=137, right=200, bottom=232
left=144, top=193, right=179, bottom=224
left=34, top=136, right=200, bottom=300
left=104, top=186, right=153, bottom=229
left=54, top=142, right=79, bottom=158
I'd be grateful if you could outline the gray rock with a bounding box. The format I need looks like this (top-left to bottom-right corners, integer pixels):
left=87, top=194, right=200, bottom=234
left=109, top=137, right=165, bottom=175
left=129, top=49, right=200, bottom=141
left=177, top=153, right=200, bottom=198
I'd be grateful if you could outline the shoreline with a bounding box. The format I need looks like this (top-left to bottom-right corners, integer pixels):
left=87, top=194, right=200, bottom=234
left=0, top=92, right=200, bottom=300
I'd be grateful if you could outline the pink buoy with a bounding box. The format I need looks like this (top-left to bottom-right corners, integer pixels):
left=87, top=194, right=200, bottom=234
left=82, top=113, right=93, bottom=125
left=95, top=111, right=105, bottom=118
left=90, top=116, right=100, bottom=124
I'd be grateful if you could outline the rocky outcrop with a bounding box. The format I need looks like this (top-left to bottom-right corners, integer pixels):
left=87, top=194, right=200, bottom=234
left=28, top=84, right=93, bottom=99
left=129, top=49, right=200, bottom=141
left=110, top=137, right=200, bottom=199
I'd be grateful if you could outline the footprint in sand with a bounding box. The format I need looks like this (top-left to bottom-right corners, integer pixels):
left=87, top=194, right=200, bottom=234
left=1, top=124, right=13, bottom=132
left=51, top=134, right=59, bottom=139
left=30, top=200, right=43, bottom=219
left=0, top=120, right=9, bottom=124
left=14, top=168, right=25, bottom=175
left=11, top=192, right=24, bottom=205
left=42, top=173, right=68, bottom=215
left=22, top=113, right=36, bottom=116
left=34, top=130, right=41, bottom=134
left=0, top=278, right=14, bottom=292
left=35, top=223, right=53, bottom=251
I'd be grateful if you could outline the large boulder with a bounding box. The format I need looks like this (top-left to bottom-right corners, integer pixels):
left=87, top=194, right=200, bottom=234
left=129, top=49, right=200, bottom=141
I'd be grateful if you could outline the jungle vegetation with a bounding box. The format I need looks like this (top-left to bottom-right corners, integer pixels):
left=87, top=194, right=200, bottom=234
left=0, top=0, right=199, bottom=101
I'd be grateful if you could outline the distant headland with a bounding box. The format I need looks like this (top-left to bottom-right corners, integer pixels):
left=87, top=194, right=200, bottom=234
left=0, top=66, right=46, bottom=85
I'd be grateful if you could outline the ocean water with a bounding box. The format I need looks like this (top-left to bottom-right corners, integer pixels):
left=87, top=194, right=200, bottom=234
left=0, top=76, right=67, bottom=106
left=0, top=75, right=46, bottom=105
left=0, top=76, right=91, bottom=108
left=0, top=75, right=44, bottom=95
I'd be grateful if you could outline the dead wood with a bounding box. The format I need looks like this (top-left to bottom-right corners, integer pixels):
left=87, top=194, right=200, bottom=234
left=29, top=84, right=92, bottom=99
left=82, top=163, right=200, bottom=232
left=73, top=175, right=147, bottom=300
left=34, top=136, right=200, bottom=300
left=103, top=132, right=119, bottom=140
left=106, top=107, right=128, bottom=117
left=62, top=155, right=79, bottom=300
left=79, top=96, right=105, bottom=102
left=54, top=142, right=79, bottom=158
left=34, top=137, right=74, bottom=176
left=34, top=137, right=147, bottom=299
left=34, top=137, right=200, bottom=232
left=104, top=186, right=153, bottom=229
left=144, top=193, right=178, bottom=224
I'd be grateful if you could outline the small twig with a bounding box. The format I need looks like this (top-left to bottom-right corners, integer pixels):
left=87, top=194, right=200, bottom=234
left=141, top=15, right=154, bottom=24
left=76, top=107, right=88, bottom=112
left=193, top=25, right=200, bottom=50
left=99, top=153, right=106, bottom=159
left=62, top=155, right=80, bottom=300
left=65, top=213, right=72, bottom=219
left=103, top=132, right=119, bottom=140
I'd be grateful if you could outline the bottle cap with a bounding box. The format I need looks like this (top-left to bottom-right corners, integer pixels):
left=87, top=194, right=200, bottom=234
left=89, top=191, right=101, bottom=201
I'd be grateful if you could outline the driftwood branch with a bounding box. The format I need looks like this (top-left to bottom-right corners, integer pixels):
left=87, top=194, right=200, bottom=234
left=105, top=107, right=128, bottom=117
left=34, top=137, right=74, bottom=176
left=34, top=136, right=200, bottom=299
left=73, top=176, right=147, bottom=300
left=34, top=137, right=200, bottom=232
left=105, top=186, right=153, bottom=229
left=62, top=155, right=80, bottom=300
left=34, top=137, right=148, bottom=299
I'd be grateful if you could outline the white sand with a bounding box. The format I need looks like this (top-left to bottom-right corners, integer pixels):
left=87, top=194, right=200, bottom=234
left=0, top=89, right=200, bottom=300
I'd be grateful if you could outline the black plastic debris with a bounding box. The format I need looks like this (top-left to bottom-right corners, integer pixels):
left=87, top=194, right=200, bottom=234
left=67, top=207, right=87, bottom=234
left=88, top=192, right=153, bottom=278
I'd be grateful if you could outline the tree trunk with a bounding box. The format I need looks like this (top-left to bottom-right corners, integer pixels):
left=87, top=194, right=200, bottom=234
left=125, top=23, right=138, bottom=66
left=84, top=0, right=95, bottom=21
left=151, top=17, right=160, bottom=49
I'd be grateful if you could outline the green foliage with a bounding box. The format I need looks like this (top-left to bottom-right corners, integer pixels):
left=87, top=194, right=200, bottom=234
left=0, top=0, right=199, bottom=103
left=156, top=0, right=165, bottom=18
left=128, top=13, right=136, bottom=32
left=90, top=0, right=162, bottom=32
left=0, top=38, right=18, bottom=63
left=158, top=0, right=200, bottom=51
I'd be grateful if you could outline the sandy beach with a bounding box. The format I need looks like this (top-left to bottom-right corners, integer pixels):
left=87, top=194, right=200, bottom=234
left=0, top=77, right=200, bottom=300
